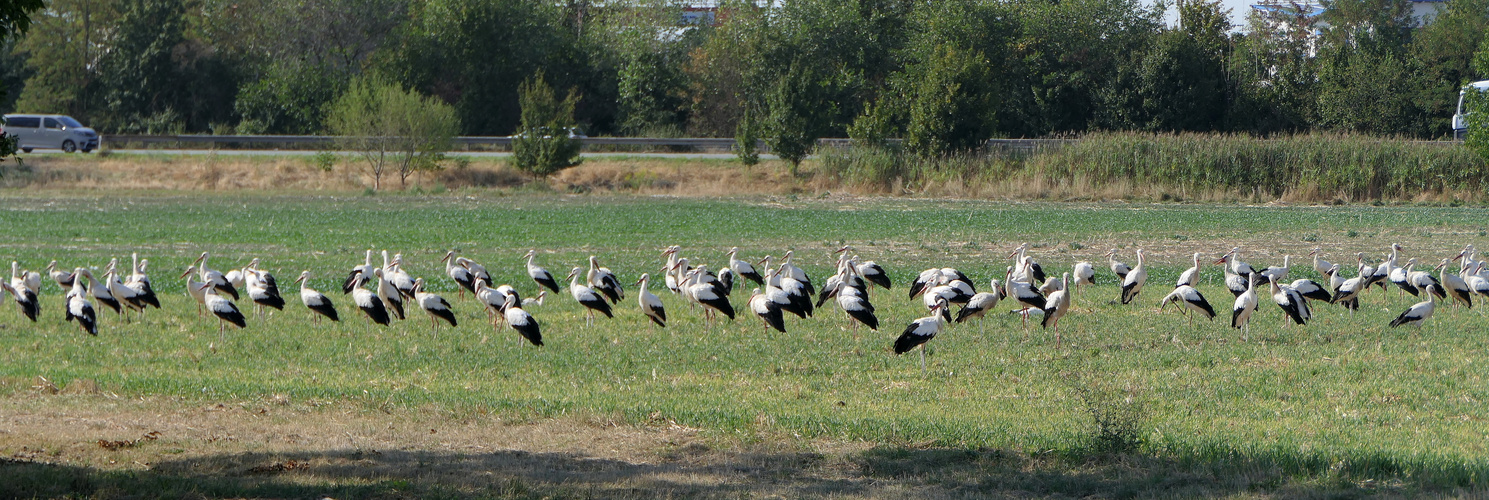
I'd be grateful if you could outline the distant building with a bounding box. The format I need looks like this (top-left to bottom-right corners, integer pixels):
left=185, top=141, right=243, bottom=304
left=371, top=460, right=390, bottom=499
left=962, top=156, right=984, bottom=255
left=1248, top=0, right=1445, bottom=56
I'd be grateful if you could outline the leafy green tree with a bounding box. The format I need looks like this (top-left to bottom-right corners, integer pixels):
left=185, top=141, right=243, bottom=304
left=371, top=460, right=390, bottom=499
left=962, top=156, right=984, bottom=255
left=94, top=0, right=187, bottom=132
left=1096, top=0, right=1230, bottom=131
left=1226, top=5, right=1322, bottom=132
left=12, top=0, right=116, bottom=121
left=1463, top=87, right=1489, bottom=158
left=386, top=0, right=611, bottom=136
left=0, top=0, right=43, bottom=164
left=234, top=63, right=342, bottom=134
left=511, top=73, right=583, bottom=179
left=734, top=105, right=760, bottom=166
left=1411, top=0, right=1489, bottom=137
left=326, top=77, right=460, bottom=191
left=893, top=0, right=1007, bottom=156
left=765, top=62, right=825, bottom=173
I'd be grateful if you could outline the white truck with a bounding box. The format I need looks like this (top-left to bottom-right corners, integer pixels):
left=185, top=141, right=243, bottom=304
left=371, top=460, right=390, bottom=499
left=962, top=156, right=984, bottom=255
left=1454, top=80, right=1489, bottom=141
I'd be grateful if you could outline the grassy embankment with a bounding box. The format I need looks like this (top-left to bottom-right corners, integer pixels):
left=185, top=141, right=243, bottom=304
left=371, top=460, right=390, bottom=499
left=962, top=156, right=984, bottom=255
left=3, top=132, right=1483, bottom=203
left=0, top=194, right=1487, bottom=497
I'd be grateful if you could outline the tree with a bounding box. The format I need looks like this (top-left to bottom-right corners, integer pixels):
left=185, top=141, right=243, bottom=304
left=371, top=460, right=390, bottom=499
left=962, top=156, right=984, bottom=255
left=326, top=77, right=460, bottom=191
left=94, top=0, right=187, bottom=132
left=734, top=105, right=760, bottom=165
left=12, top=0, right=117, bottom=122
left=765, top=62, right=823, bottom=173
left=1411, top=0, right=1489, bottom=137
left=893, top=0, right=1006, bottom=156
left=0, top=0, right=42, bottom=165
left=511, top=73, right=583, bottom=179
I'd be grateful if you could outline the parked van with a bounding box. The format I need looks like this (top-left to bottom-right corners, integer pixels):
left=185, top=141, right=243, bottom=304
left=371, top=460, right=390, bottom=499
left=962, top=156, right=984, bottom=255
left=0, top=114, right=100, bottom=153
left=1454, top=80, right=1489, bottom=141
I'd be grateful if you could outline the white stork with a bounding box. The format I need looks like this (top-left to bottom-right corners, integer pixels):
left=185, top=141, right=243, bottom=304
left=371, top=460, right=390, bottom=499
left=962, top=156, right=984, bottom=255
left=413, top=277, right=457, bottom=335
left=501, top=293, right=543, bottom=346
left=372, top=268, right=405, bottom=320
left=350, top=270, right=390, bottom=326
left=387, top=253, right=417, bottom=299
left=1010, top=243, right=1046, bottom=283
left=180, top=266, right=208, bottom=317
left=342, top=249, right=376, bottom=294
left=1160, top=285, right=1216, bottom=324
left=635, top=273, right=667, bottom=328
left=1269, top=275, right=1310, bottom=326
left=895, top=298, right=948, bottom=372
left=7, top=262, right=37, bottom=322
left=194, top=252, right=239, bottom=300
left=1231, top=275, right=1259, bottom=336
left=64, top=271, right=96, bottom=336
left=1330, top=262, right=1368, bottom=313
left=1260, top=255, right=1291, bottom=282
left=197, top=282, right=246, bottom=344
left=1119, top=248, right=1147, bottom=305
left=1072, top=260, right=1095, bottom=305
left=441, top=251, right=476, bottom=298
left=46, top=260, right=75, bottom=291
left=835, top=266, right=877, bottom=330
left=748, top=288, right=786, bottom=333
left=125, top=253, right=159, bottom=310
left=1437, top=258, right=1472, bottom=308
left=728, top=247, right=764, bottom=286
left=244, top=263, right=285, bottom=318
left=78, top=268, right=121, bottom=316
left=459, top=256, right=493, bottom=290
left=566, top=266, right=614, bottom=326
left=522, top=291, right=548, bottom=307
left=295, top=271, right=339, bottom=324
left=1004, top=266, right=1046, bottom=314
left=1390, top=284, right=1438, bottom=329
left=1176, top=252, right=1202, bottom=288
left=1387, top=244, right=1411, bottom=297
left=103, top=265, right=144, bottom=322
left=472, top=280, right=510, bottom=326
left=779, top=250, right=815, bottom=297
left=1042, top=272, right=1072, bottom=346
left=1105, top=249, right=1130, bottom=283
left=1465, top=262, right=1489, bottom=299
left=523, top=249, right=561, bottom=293
left=954, top=281, right=1003, bottom=332
left=587, top=255, right=624, bottom=304
left=1309, top=248, right=1333, bottom=277
left=683, top=266, right=735, bottom=325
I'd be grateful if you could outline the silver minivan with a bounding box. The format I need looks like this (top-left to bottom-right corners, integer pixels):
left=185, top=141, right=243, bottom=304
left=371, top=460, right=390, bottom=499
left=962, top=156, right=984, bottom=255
left=1, top=114, right=100, bottom=153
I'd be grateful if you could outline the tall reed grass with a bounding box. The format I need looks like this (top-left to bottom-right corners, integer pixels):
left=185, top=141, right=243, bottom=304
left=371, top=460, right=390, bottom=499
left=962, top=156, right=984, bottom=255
left=817, top=133, right=1488, bottom=202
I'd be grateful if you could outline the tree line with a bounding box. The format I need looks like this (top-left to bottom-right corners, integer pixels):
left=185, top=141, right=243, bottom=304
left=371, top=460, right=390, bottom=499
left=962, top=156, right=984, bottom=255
left=2, top=0, right=1487, bottom=153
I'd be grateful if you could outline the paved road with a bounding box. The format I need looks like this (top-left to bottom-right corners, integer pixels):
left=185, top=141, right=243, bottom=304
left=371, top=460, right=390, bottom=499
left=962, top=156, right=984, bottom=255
left=28, top=149, right=776, bottom=160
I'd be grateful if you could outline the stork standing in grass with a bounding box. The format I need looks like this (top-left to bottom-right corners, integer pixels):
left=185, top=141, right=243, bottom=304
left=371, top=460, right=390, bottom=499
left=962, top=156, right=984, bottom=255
left=1437, top=258, right=1473, bottom=308
left=1105, top=249, right=1130, bottom=283
left=728, top=247, right=764, bottom=287
left=1042, top=272, right=1072, bottom=346
left=244, top=264, right=285, bottom=318
left=79, top=268, right=121, bottom=317
left=180, top=266, right=208, bottom=317
left=588, top=255, right=624, bottom=304
left=566, top=266, right=613, bottom=326
left=1119, top=248, right=1147, bottom=305
left=635, top=273, right=667, bottom=328
left=46, top=260, right=75, bottom=292
left=8, top=262, right=38, bottom=322
left=413, top=277, right=457, bottom=335
left=371, top=268, right=405, bottom=320
left=125, top=254, right=159, bottom=310
left=524, top=249, right=561, bottom=294
left=342, top=250, right=375, bottom=294
left=748, top=287, right=786, bottom=333
left=954, top=281, right=1003, bottom=333
left=1072, top=261, right=1095, bottom=307
left=1310, top=248, right=1333, bottom=277
left=1390, top=284, right=1438, bottom=330
left=684, top=266, right=735, bottom=326
left=198, top=282, right=246, bottom=344
left=895, top=298, right=948, bottom=372
left=501, top=293, right=543, bottom=346
left=441, top=251, right=476, bottom=298
left=194, top=252, right=239, bottom=300
left=1232, top=275, right=1259, bottom=338
left=835, top=265, right=877, bottom=330
left=1160, top=285, right=1215, bottom=325
left=295, top=271, right=339, bottom=324
left=350, top=270, right=390, bottom=327
left=1269, top=275, right=1310, bottom=326
left=64, top=270, right=96, bottom=336
left=1176, top=252, right=1203, bottom=289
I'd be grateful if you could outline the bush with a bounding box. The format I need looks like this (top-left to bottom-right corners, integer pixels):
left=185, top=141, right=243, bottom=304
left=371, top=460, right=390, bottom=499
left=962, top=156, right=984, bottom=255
left=1061, top=370, right=1149, bottom=453
left=325, top=76, right=459, bottom=191
left=511, top=73, right=583, bottom=179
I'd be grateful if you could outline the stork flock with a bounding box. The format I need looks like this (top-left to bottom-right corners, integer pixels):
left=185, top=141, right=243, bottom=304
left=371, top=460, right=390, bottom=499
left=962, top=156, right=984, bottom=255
left=4, top=242, right=1483, bottom=370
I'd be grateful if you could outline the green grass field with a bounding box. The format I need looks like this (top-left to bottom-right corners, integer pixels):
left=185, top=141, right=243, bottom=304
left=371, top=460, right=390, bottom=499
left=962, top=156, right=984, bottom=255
left=2, top=192, right=1488, bottom=498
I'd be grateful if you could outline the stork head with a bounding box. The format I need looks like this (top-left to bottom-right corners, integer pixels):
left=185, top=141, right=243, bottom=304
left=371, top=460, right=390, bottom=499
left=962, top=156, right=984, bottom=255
left=139, top=259, right=150, bottom=272
left=1309, top=248, right=1319, bottom=257
left=46, top=260, right=57, bottom=272
left=455, top=257, right=472, bottom=269
left=296, top=270, right=310, bottom=285
left=588, top=255, right=600, bottom=268
left=372, top=268, right=385, bottom=278
left=195, top=282, right=212, bottom=293
left=179, top=266, right=196, bottom=279
left=634, top=273, right=649, bottom=286
left=1454, top=249, right=1466, bottom=262
left=413, top=277, right=426, bottom=291
left=565, top=267, right=583, bottom=280
left=834, top=245, right=851, bottom=254
left=1213, top=254, right=1228, bottom=265
left=441, top=250, right=456, bottom=263
left=524, top=249, right=536, bottom=259
left=728, top=247, right=740, bottom=256
left=247, top=257, right=261, bottom=270
left=194, top=252, right=208, bottom=265
left=757, top=255, right=772, bottom=266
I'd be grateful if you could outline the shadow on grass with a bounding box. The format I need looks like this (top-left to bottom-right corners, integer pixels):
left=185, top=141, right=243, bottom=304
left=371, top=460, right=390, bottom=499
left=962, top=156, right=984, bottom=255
left=3, top=442, right=1483, bottom=499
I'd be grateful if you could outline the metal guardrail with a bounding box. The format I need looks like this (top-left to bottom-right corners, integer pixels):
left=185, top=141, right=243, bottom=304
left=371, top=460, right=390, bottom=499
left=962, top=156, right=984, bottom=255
left=102, top=134, right=1083, bottom=152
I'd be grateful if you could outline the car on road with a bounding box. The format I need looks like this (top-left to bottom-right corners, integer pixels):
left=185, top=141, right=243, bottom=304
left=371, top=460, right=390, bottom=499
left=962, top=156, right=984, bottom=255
left=1453, top=80, right=1489, bottom=141
left=1, top=114, right=101, bottom=153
